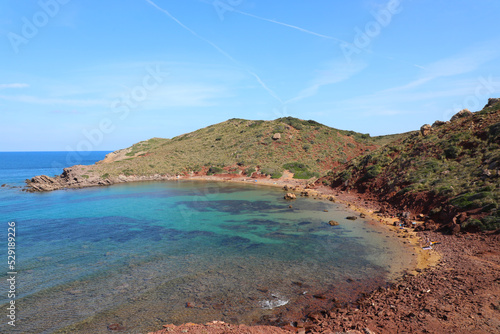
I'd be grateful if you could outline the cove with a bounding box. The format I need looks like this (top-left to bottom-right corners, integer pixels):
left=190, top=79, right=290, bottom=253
left=0, top=180, right=415, bottom=333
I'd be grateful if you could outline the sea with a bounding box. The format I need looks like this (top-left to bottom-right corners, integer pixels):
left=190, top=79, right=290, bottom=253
left=0, top=152, right=415, bottom=333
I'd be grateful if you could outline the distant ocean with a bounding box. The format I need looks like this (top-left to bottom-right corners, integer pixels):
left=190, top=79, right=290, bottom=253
left=0, top=152, right=414, bottom=333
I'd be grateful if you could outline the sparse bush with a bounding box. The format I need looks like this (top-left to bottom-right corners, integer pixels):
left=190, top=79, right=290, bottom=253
left=365, top=165, right=382, bottom=179
left=245, top=168, right=256, bottom=177
left=444, top=145, right=460, bottom=159
left=122, top=169, right=134, bottom=176
left=207, top=166, right=224, bottom=175
left=270, top=172, right=283, bottom=179
left=293, top=170, right=319, bottom=179
left=339, top=170, right=352, bottom=182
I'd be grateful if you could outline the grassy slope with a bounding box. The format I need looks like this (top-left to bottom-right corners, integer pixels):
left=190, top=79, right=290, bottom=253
left=89, top=117, right=383, bottom=180
left=329, top=100, right=500, bottom=230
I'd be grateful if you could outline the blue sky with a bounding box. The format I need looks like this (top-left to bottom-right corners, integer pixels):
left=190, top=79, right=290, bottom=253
left=1, top=0, right=499, bottom=151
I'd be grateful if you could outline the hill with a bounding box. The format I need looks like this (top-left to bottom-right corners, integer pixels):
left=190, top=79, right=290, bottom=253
left=328, top=98, right=500, bottom=231
left=26, top=117, right=389, bottom=191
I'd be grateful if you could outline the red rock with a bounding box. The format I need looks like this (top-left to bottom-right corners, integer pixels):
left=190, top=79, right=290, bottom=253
left=107, top=323, right=125, bottom=331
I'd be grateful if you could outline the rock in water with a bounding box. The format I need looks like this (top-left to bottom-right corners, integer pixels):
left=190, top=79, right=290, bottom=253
left=284, top=193, right=296, bottom=200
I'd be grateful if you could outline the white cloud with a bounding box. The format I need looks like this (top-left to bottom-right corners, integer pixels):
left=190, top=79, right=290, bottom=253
left=286, top=60, right=367, bottom=104
left=0, top=94, right=106, bottom=107
left=385, top=44, right=500, bottom=93
left=0, top=83, right=29, bottom=89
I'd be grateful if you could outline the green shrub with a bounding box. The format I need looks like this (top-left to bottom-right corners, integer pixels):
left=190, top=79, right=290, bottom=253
left=122, top=169, right=134, bottom=176
left=339, top=170, right=352, bottom=182
left=283, top=162, right=309, bottom=172
left=481, top=212, right=500, bottom=230
left=81, top=175, right=89, bottom=179
left=462, top=214, right=500, bottom=231
left=270, top=172, right=283, bottom=179
left=293, top=170, right=319, bottom=179
left=101, top=173, right=110, bottom=179
left=245, top=168, right=256, bottom=177
left=365, top=165, right=382, bottom=179
left=444, top=145, right=460, bottom=159
left=207, top=166, right=224, bottom=175
left=450, top=193, right=482, bottom=209
left=488, top=122, right=500, bottom=141
left=437, top=185, right=454, bottom=195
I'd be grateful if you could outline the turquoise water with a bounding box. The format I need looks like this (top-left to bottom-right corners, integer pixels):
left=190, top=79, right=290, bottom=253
left=0, top=152, right=414, bottom=333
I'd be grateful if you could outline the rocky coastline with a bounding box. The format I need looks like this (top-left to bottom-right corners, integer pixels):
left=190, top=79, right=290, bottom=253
left=145, top=184, right=500, bottom=334
left=23, top=170, right=500, bottom=333
left=24, top=165, right=178, bottom=192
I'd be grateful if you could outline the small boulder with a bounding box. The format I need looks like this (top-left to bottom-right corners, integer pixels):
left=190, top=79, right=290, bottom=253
left=432, top=120, right=446, bottom=127
left=420, top=124, right=432, bottom=136
left=272, top=133, right=281, bottom=140
left=450, top=109, right=473, bottom=122
left=486, top=98, right=500, bottom=108
left=329, top=220, right=339, bottom=226
left=284, top=193, right=296, bottom=200
left=346, top=216, right=358, bottom=221
left=360, top=213, right=367, bottom=218
left=107, top=323, right=125, bottom=331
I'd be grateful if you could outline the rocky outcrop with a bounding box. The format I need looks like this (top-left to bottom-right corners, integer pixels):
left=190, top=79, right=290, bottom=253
left=420, top=124, right=432, bottom=136
left=486, top=97, right=500, bottom=107
left=25, top=165, right=174, bottom=192
left=450, top=108, right=472, bottom=122
left=25, top=166, right=112, bottom=192
left=432, top=120, right=446, bottom=128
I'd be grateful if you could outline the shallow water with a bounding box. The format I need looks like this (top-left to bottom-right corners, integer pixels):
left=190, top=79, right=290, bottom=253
left=0, top=153, right=415, bottom=333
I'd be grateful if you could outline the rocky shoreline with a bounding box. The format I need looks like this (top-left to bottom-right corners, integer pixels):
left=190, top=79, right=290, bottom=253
left=24, top=165, right=180, bottom=192
left=23, top=172, right=500, bottom=333
left=145, top=180, right=499, bottom=334
left=145, top=187, right=500, bottom=334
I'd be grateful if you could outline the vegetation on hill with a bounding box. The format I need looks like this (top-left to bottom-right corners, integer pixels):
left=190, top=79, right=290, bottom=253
left=91, top=117, right=383, bottom=180
left=329, top=99, right=500, bottom=231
